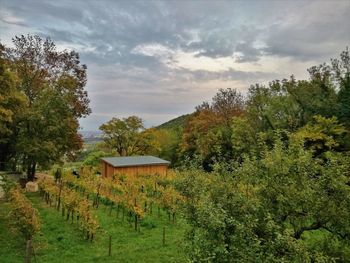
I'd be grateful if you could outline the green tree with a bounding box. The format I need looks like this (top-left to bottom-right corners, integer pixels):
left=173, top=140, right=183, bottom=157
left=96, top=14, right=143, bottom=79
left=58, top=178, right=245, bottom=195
left=2, top=35, right=90, bottom=180
left=157, top=128, right=182, bottom=166
left=181, top=88, right=244, bottom=170
left=293, top=115, right=348, bottom=155
left=83, top=150, right=109, bottom=167
left=0, top=43, right=26, bottom=170
left=333, top=49, right=350, bottom=128
left=177, top=135, right=350, bottom=262
left=100, top=116, right=149, bottom=156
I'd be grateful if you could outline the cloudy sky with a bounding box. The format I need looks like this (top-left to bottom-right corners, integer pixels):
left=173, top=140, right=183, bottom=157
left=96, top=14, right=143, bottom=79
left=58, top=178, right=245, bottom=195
left=1, top=0, right=349, bottom=130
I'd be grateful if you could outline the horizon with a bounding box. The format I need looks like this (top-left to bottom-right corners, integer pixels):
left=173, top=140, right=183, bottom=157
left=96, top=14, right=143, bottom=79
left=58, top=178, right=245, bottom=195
left=1, top=0, right=349, bottom=130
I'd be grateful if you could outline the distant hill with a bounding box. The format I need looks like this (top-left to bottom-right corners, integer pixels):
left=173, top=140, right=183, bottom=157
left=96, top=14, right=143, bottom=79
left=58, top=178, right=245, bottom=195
left=156, top=114, right=191, bottom=130
left=79, top=130, right=103, bottom=139
left=79, top=130, right=103, bottom=144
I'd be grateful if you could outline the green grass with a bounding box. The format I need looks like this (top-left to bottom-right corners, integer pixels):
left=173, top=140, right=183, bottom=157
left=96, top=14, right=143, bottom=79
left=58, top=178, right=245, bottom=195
left=0, top=192, right=187, bottom=263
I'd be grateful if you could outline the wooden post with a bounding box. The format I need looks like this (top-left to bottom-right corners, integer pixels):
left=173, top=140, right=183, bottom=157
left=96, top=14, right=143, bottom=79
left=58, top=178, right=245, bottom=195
left=162, top=227, right=165, bottom=246
left=109, top=202, right=113, bottom=216
left=25, top=239, right=32, bottom=263
left=116, top=204, right=120, bottom=218
left=57, top=182, right=62, bottom=211
left=138, top=217, right=141, bottom=233
left=108, top=235, right=112, bottom=256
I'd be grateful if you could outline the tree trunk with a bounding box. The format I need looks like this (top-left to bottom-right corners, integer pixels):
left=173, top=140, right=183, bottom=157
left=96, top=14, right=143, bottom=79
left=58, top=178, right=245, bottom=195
left=25, top=239, right=32, bottom=263
left=27, top=161, right=36, bottom=181
left=134, top=214, right=138, bottom=231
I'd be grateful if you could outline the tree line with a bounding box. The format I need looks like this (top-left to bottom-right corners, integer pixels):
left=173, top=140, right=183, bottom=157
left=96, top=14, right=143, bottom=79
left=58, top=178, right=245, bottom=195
left=92, top=49, right=349, bottom=172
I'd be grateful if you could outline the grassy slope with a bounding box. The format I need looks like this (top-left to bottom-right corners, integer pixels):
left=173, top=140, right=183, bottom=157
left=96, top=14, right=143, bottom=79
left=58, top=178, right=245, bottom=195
left=0, top=192, right=187, bottom=263
left=156, top=114, right=191, bottom=130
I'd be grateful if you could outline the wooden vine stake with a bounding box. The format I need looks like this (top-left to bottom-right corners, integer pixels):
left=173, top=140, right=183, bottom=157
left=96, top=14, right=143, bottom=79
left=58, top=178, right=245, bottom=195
left=57, top=182, right=62, bottom=211
left=25, top=239, right=32, bottom=263
left=108, top=235, right=112, bottom=256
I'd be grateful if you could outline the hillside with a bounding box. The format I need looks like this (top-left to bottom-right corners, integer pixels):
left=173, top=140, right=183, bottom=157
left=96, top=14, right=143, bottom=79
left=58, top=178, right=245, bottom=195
left=156, top=114, right=191, bottom=130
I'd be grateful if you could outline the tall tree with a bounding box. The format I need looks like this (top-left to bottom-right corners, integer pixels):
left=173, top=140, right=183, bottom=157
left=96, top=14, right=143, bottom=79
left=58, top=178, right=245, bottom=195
left=332, top=48, right=350, bottom=128
left=181, top=88, right=245, bottom=170
left=0, top=44, right=26, bottom=170
left=2, top=35, right=90, bottom=180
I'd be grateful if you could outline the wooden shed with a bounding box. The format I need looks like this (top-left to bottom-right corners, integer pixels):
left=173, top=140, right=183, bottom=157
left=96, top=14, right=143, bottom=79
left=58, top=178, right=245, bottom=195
left=101, top=156, right=170, bottom=178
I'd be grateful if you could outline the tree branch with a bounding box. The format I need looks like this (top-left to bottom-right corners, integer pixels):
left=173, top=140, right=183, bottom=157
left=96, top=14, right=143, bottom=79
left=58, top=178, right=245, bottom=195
left=293, top=221, right=323, bottom=239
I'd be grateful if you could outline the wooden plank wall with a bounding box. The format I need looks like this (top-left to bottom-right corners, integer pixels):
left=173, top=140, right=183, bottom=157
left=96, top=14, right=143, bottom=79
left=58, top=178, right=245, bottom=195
left=114, top=164, right=168, bottom=176
left=101, top=161, right=117, bottom=178
left=102, top=161, right=168, bottom=177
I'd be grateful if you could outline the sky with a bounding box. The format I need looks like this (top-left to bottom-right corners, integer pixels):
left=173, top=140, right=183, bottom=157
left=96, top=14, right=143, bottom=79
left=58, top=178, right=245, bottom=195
left=1, top=0, right=349, bottom=131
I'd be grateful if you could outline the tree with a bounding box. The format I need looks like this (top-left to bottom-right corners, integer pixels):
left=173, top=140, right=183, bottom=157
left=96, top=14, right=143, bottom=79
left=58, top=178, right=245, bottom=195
left=181, top=88, right=245, bottom=170
left=333, top=48, right=350, bottom=128
left=2, top=35, right=90, bottom=180
left=211, top=88, right=245, bottom=126
left=149, top=128, right=182, bottom=166
left=100, top=116, right=148, bottom=156
left=176, top=135, right=350, bottom=262
left=292, top=115, right=348, bottom=156
left=0, top=44, right=26, bottom=170
left=15, top=88, right=84, bottom=178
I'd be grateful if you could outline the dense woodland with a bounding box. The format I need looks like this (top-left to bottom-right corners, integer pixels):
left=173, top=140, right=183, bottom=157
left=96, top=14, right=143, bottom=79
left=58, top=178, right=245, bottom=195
left=1, top=35, right=350, bottom=262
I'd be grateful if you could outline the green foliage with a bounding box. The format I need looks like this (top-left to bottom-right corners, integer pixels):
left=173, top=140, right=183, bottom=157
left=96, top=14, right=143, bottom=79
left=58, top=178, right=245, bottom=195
left=334, top=49, right=350, bottom=128
left=99, top=116, right=146, bottom=156
left=0, top=35, right=90, bottom=180
left=176, top=136, right=350, bottom=262
left=83, top=150, right=109, bottom=166
left=180, top=88, right=244, bottom=170
left=0, top=44, right=26, bottom=170
left=293, top=115, right=348, bottom=155
left=144, top=128, right=182, bottom=166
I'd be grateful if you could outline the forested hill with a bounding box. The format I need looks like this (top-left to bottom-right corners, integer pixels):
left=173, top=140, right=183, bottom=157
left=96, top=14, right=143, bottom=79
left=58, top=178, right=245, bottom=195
left=156, top=114, right=191, bottom=130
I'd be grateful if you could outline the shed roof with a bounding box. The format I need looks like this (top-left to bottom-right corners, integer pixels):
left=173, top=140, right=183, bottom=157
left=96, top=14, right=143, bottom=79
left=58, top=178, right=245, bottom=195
left=101, top=156, right=170, bottom=167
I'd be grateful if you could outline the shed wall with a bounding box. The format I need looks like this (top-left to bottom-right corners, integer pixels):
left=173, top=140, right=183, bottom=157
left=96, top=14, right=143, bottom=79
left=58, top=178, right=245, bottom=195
left=102, top=160, right=168, bottom=177
left=101, top=161, right=115, bottom=178
left=113, top=164, right=168, bottom=176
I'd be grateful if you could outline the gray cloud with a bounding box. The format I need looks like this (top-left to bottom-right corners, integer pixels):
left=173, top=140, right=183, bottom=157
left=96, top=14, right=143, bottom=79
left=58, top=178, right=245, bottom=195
left=263, top=1, right=350, bottom=61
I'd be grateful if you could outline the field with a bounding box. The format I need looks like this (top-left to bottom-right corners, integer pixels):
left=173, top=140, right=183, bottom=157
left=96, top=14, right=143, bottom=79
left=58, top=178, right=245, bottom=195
left=0, top=190, right=187, bottom=263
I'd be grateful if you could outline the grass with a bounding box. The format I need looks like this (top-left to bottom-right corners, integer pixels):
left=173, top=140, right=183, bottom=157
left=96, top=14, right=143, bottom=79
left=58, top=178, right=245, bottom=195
left=0, top=191, right=187, bottom=263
